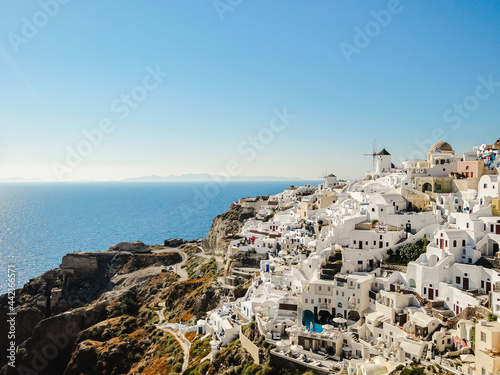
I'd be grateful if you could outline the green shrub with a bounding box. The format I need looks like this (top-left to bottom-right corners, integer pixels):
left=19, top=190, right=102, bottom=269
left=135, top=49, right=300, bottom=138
left=198, top=361, right=210, bottom=375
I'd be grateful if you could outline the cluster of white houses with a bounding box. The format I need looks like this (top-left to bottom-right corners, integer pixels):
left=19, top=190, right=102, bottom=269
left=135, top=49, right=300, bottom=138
left=202, top=139, right=500, bottom=374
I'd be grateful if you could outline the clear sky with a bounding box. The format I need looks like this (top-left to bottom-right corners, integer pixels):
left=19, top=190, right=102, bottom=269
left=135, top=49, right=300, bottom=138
left=1, top=0, right=499, bottom=181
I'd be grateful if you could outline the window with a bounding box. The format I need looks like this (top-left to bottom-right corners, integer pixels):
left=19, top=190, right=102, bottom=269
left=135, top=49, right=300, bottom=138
left=354, top=240, right=357, bottom=244
left=462, top=239, right=466, bottom=246
left=358, top=261, right=362, bottom=265
left=318, top=286, right=321, bottom=291
left=305, top=299, right=308, bottom=303
left=336, top=291, right=338, bottom=295
left=328, top=299, right=331, bottom=303
left=481, top=332, right=487, bottom=342
left=338, top=302, right=342, bottom=308
left=424, top=287, right=427, bottom=294
left=456, top=276, right=461, bottom=284
left=328, top=287, right=331, bottom=292
left=453, top=240, right=457, bottom=247
left=311, top=299, right=314, bottom=304
left=342, top=292, right=344, bottom=297
left=357, top=284, right=360, bottom=289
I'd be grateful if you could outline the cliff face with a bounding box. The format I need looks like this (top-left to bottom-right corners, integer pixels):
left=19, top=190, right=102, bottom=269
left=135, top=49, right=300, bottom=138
left=202, top=202, right=255, bottom=254
left=0, top=250, right=181, bottom=375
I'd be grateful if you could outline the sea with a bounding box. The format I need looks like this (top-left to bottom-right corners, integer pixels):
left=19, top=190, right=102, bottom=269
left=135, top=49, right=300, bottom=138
left=0, top=181, right=316, bottom=294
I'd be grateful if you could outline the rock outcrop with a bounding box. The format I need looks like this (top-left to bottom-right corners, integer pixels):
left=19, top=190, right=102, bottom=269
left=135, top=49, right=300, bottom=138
left=202, top=202, right=255, bottom=254
left=0, top=250, right=181, bottom=375
left=108, top=241, right=150, bottom=252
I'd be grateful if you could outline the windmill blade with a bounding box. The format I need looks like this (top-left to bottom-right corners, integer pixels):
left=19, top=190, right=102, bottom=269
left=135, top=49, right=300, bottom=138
left=319, top=168, right=329, bottom=179
left=372, top=139, right=377, bottom=170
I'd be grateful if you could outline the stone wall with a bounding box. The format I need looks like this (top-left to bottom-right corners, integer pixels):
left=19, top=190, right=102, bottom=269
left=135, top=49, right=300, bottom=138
left=239, top=327, right=260, bottom=364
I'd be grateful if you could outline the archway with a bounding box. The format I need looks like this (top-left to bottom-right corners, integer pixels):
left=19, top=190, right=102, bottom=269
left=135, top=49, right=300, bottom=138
left=422, top=182, right=432, bottom=193
left=348, top=311, right=360, bottom=322
left=409, top=278, right=416, bottom=288
left=318, top=310, right=332, bottom=324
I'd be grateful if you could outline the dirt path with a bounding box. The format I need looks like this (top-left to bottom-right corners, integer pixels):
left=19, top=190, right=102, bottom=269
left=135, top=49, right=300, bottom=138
left=162, top=327, right=191, bottom=372
left=152, top=248, right=189, bottom=281
left=197, top=245, right=225, bottom=269
left=156, top=305, right=166, bottom=324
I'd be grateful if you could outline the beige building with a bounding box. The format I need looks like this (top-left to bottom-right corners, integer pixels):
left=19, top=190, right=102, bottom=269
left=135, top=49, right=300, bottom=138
left=475, top=320, right=500, bottom=375
left=414, top=176, right=453, bottom=195
left=297, top=191, right=337, bottom=220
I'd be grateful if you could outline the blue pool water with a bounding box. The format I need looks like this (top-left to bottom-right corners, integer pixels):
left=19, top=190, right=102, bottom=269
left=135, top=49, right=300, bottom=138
left=302, top=310, right=324, bottom=333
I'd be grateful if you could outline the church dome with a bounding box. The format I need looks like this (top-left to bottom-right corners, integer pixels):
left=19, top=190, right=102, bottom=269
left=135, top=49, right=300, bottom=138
left=429, top=141, right=453, bottom=153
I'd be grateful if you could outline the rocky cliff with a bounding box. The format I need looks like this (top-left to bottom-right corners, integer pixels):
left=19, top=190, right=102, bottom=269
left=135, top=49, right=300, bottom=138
left=202, top=202, right=255, bottom=254
left=0, top=248, right=182, bottom=375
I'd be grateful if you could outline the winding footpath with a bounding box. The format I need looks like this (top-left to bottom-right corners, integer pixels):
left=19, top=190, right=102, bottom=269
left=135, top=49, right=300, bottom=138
left=151, top=247, right=189, bottom=281
left=163, top=327, right=191, bottom=372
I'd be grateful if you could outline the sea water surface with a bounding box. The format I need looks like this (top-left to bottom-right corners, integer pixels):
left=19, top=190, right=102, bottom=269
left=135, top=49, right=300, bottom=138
left=0, top=181, right=314, bottom=294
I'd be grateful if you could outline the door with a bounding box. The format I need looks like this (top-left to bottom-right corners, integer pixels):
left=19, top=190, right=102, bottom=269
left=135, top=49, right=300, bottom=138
left=359, top=241, right=363, bottom=249
left=440, top=239, right=444, bottom=250
left=487, top=282, right=492, bottom=293
left=428, top=288, right=434, bottom=300
left=463, top=278, right=469, bottom=290
left=496, top=225, right=500, bottom=235
left=379, top=241, right=383, bottom=248
left=494, top=243, right=499, bottom=255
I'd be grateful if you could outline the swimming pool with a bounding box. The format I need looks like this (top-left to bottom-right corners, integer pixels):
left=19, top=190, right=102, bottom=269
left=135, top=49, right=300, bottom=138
left=302, top=310, right=323, bottom=333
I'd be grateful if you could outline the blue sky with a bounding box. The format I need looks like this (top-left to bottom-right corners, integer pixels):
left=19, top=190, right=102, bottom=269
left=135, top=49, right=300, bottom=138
left=1, top=0, right=499, bottom=181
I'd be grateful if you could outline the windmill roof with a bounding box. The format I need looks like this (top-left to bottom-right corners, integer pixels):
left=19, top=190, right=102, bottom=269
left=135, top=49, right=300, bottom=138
left=377, top=148, right=391, bottom=156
